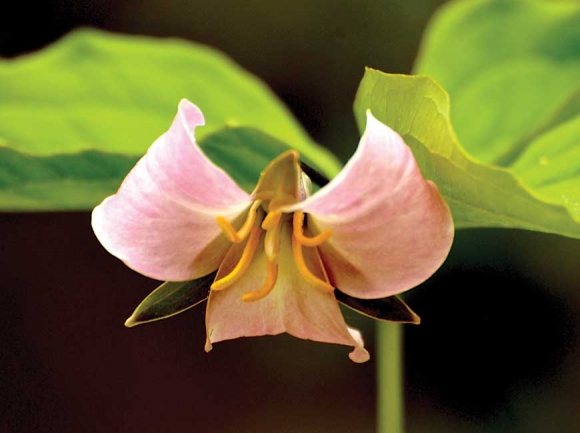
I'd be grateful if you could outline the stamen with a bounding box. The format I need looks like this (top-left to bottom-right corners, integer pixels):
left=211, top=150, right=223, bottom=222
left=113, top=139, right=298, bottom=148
left=211, top=227, right=262, bottom=291
left=293, top=211, right=331, bottom=247
left=261, top=210, right=282, bottom=231
left=216, top=201, right=262, bottom=243
left=242, top=259, right=279, bottom=302
left=291, top=234, right=334, bottom=292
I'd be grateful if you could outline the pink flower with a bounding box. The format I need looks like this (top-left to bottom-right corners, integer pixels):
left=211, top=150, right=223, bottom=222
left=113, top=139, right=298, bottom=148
left=92, top=99, right=453, bottom=362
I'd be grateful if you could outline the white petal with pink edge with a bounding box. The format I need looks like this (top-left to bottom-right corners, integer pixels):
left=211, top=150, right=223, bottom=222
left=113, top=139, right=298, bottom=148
left=92, top=100, right=252, bottom=281
left=288, top=110, right=454, bottom=299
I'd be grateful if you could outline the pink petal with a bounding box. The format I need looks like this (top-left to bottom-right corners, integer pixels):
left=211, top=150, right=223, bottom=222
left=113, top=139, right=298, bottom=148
left=290, top=111, right=454, bottom=299
left=205, top=222, right=369, bottom=362
left=92, top=100, right=252, bottom=281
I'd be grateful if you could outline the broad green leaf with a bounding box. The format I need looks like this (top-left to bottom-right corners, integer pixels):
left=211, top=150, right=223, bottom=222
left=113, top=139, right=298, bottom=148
left=0, top=28, right=341, bottom=210
left=0, top=147, right=137, bottom=210
left=414, top=0, right=580, bottom=165
left=511, top=115, right=580, bottom=207
left=125, top=272, right=216, bottom=327
left=354, top=69, right=580, bottom=238
left=0, top=126, right=315, bottom=210
left=498, top=89, right=580, bottom=166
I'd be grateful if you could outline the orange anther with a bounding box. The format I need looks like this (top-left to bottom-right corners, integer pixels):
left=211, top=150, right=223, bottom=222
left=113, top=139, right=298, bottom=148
left=261, top=210, right=282, bottom=231
left=242, top=259, right=279, bottom=302
left=292, top=211, right=331, bottom=247
left=291, top=234, right=334, bottom=293
left=211, top=227, right=262, bottom=291
left=216, top=201, right=262, bottom=243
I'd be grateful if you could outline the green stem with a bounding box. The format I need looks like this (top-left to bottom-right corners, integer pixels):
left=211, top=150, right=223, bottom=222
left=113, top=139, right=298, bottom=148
left=376, top=321, right=403, bottom=433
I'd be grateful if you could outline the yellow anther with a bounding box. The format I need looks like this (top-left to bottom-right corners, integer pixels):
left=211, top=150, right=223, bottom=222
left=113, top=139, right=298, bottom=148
left=216, top=201, right=262, bottom=243
left=292, top=211, right=331, bottom=247
left=291, top=234, right=334, bottom=293
left=261, top=210, right=282, bottom=231
left=211, top=227, right=262, bottom=291
left=242, top=259, right=279, bottom=302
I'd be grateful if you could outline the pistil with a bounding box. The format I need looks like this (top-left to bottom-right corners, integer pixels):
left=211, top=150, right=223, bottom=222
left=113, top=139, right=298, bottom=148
left=211, top=151, right=334, bottom=302
left=242, top=211, right=285, bottom=302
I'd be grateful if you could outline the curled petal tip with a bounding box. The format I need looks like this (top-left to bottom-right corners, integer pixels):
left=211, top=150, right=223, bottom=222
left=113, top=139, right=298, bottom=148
left=347, top=327, right=370, bottom=363
left=204, top=339, right=213, bottom=353
left=178, top=98, right=206, bottom=128
left=363, top=109, right=384, bottom=132
left=349, top=349, right=370, bottom=363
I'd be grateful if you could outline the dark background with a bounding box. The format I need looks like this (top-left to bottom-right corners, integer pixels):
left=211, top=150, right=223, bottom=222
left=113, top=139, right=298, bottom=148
left=2, top=1, right=579, bottom=432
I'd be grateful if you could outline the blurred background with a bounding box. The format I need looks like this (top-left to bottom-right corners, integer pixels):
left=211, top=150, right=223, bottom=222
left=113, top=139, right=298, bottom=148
left=1, top=0, right=579, bottom=432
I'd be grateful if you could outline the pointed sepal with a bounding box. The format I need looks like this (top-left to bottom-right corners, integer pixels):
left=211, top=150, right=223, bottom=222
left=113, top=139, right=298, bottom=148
left=124, top=272, right=216, bottom=327
left=335, top=289, right=420, bottom=324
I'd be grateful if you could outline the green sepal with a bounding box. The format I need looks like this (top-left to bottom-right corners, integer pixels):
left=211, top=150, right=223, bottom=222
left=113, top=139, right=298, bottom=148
left=335, top=289, right=420, bottom=324
left=124, top=272, right=216, bottom=327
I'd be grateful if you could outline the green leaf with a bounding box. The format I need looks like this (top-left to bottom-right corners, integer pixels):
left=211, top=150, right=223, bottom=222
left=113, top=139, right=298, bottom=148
left=335, top=290, right=420, bottom=324
left=200, top=126, right=325, bottom=194
left=361, top=0, right=580, bottom=238
left=0, top=126, right=317, bottom=210
left=0, top=28, right=341, bottom=210
left=498, top=89, right=580, bottom=166
left=0, top=146, right=138, bottom=210
left=414, top=0, right=580, bottom=166
left=124, top=272, right=216, bottom=327
left=354, top=69, right=580, bottom=238
left=511, top=115, right=580, bottom=208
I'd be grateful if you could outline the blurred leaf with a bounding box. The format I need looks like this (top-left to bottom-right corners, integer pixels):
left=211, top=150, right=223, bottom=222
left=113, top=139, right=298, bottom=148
left=336, top=290, right=420, bottom=324
left=0, top=147, right=138, bottom=210
left=125, top=272, right=216, bottom=327
left=0, top=126, right=313, bottom=210
left=354, top=70, right=580, bottom=238
left=0, top=28, right=341, bottom=210
left=414, top=0, right=580, bottom=166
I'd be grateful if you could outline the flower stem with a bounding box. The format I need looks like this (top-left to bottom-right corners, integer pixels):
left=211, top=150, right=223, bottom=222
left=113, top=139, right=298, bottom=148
left=377, top=321, right=404, bottom=433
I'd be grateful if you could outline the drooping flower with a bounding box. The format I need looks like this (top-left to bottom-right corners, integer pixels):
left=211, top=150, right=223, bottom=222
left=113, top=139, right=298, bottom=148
left=92, top=99, right=453, bottom=362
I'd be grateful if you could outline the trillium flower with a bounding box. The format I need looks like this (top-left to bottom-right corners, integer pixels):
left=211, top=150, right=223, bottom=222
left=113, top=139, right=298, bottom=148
left=92, top=99, right=453, bottom=363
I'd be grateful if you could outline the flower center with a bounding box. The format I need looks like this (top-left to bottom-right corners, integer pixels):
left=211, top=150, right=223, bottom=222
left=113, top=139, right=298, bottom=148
left=211, top=200, right=333, bottom=302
